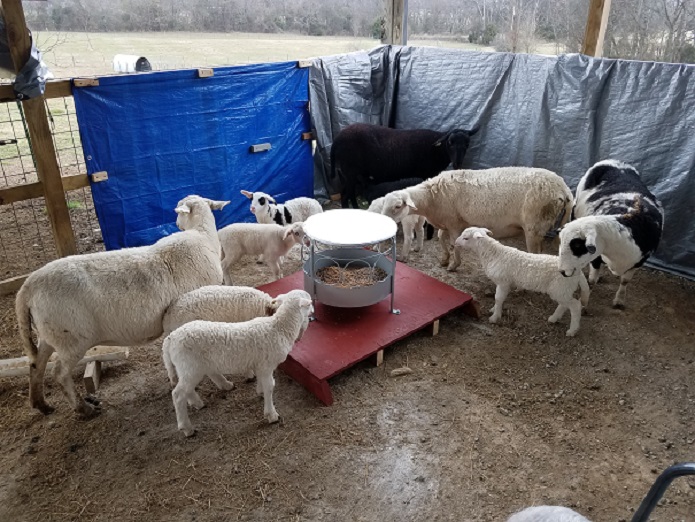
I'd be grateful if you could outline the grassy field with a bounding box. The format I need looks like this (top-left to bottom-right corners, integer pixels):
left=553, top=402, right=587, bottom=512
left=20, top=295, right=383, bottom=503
left=26, top=31, right=524, bottom=79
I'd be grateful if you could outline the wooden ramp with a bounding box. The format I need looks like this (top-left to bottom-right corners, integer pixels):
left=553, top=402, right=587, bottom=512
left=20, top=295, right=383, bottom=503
left=258, top=262, right=478, bottom=406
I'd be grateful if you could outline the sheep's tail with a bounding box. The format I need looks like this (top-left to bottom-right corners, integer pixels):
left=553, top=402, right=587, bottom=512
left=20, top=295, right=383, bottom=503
left=15, top=285, right=38, bottom=362
left=578, top=271, right=590, bottom=308
left=162, top=337, right=177, bottom=386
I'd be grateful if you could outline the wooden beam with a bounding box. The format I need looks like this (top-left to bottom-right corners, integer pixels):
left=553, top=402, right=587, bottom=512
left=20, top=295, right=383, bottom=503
left=0, top=80, right=72, bottom=102
left=0, top=173, right=90, bottom=206
left=0, top=274, right=28, bottom=296
left=582, top=0, right=612, bottom=57
left=83, top=361, right=102, bottom=394
left=2, top=0, right=77, bottom=257
left=0, top=346, right=129, bottom=378
left=382, top=0, right=408, bottom=45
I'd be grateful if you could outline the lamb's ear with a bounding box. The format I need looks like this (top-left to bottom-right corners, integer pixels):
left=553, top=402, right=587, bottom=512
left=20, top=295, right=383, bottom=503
left=483, top=228, right=492, bottom=236
left=299, top=298, right=313, bottom=308
left=266, top=299, right=280, bottom=315
left=433, top=132, right=449, bottom=147
left=585, top=229, right=597, bottom=254
left=404, top=194, right=418, bottom=211
left=282, top=227, right=292, bottom=240
left=208, top=199, right=230, bottom=210
left=240, top=190, right=253, bottom=199
left=473, top=230, right=487, bottom=239
left=174, top=203, right=191, bottom=214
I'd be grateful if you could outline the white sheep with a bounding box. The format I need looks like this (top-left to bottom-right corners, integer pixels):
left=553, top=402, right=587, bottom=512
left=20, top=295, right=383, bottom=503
left=15, top=195, right=229, bottom=417
left=240, top=190, right=322, bottom=225
left=367, top=196, right=425, bottom=262
left=162, top=290, right=313, bottom=436
left=163, top=286, right=308, bottom=388
left=381, top=167, right=573, bottom=271
left=455, top=227, right=590, bottom=337
left=218, top=222, right=306, bottom=283
left=507, top=506, right=591, bottom=522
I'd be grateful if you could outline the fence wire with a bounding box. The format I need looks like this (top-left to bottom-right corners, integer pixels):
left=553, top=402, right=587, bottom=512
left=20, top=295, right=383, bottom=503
left=0, top=97, right=103, bottom=281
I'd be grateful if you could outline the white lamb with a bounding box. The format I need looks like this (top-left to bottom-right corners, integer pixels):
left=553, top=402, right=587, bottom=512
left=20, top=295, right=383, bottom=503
left=218, top=222, right=306, bottom=283
left=367, top=196, right=425, bottom=262
left=162, top=291, right=313, bottom=436
left=381, top=167, right=573, bottom=271
left=507, top=506, right=591, bottom=522
left=241, top=190, right=322, bottom=225
left=162, top=286, right=309, bottom=388
left=455, top=227, right=590, bottom=337
left=15, top=195, right=229, bottom=417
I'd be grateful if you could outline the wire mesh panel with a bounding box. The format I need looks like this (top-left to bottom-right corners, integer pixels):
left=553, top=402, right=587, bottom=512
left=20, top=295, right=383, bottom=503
left=0, top=97, right=103, bottom=281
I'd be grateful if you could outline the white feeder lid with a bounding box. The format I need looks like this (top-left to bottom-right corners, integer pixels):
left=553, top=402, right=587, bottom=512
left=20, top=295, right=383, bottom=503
left=303, top=209, right=397, bottom=246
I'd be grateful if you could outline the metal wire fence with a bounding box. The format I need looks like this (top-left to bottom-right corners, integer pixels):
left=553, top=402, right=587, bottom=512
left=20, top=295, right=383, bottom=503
left=0, top=97, right=103, bottom=281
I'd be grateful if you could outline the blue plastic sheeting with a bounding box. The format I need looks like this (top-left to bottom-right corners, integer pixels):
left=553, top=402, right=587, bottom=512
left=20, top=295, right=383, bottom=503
left=73, top=61, right=312, bottom=250
left=310, top=46, right=695, bottom=279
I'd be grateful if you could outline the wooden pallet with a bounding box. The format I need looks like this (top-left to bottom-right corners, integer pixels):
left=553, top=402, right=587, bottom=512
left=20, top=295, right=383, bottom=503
left=258, top=262, right=479, bottom=405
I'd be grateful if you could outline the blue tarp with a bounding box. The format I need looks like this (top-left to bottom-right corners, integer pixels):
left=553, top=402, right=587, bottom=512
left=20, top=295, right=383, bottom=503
left=73, top=61, right=312, bottom=250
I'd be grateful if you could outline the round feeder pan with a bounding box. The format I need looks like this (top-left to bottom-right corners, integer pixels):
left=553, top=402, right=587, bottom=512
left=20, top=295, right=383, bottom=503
left=304, top=248, right=394, bottom=308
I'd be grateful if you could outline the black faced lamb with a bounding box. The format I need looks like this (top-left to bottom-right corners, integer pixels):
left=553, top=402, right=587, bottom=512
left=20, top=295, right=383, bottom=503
left=15, top=195, right=229, bottom=417
left=162, top=290, right=313, bottom=436
left=381, top=167, right=573, bottom=271
left=558, top=160, right=663, bottom=309
left=330, top=123, right=478, bottom=208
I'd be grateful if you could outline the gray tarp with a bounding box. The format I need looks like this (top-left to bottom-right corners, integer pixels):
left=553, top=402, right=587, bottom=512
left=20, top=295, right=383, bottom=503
left=310, top=45, right=695, bottom=279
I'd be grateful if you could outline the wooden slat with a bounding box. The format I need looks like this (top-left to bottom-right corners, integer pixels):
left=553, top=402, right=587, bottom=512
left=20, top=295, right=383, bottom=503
left=0, top=173, right=90, bottom=206
left=83, top=361, right=102, bottom=393
left=3, top=0, right=77, bottom=257
left=382, top=0, right=408, bottom=45
left=0, top=346, right=129, bottom=378
left=0, top=79, right=72, bottom=102
left=582, top=0, right=612, bottom=57
left=0, top=274, right=28, bottom=296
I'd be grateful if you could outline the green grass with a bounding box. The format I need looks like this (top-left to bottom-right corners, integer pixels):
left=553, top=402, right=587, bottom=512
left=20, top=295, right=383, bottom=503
left=27, top=31, right=527, bottom=80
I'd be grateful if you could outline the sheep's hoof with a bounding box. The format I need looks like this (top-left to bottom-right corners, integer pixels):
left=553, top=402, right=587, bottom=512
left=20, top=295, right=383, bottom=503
left=565, top=329, right=578, bottom=337
left=488, top=316, right=500, bottom=324
left=612, top=302, right=625, bottom=310
left=190, top=400, right=205, bottom=411
left=439, top=259, right=449, bottom=267
left=182, top=427, right=197, bottom=438
left=446, top=265, right=459, bottom=272
left=84, top=395, right=101, bottom=406
left=397, top=256, right=408, bottom=263
left=547, top=316, right=560, bottom=324
left=34, top=401, right=55, bottom=415
left=78, top=400, right=101, bottom=419
left=266, top=411, right=280, bottom=424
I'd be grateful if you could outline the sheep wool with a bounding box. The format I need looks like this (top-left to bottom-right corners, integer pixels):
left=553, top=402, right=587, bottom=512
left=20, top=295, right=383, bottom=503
left=15, top=195, right=229, bottom=417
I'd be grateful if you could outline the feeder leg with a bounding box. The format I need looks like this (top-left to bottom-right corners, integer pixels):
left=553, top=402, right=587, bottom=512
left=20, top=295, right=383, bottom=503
left=390, top=236, right=400, bottom=314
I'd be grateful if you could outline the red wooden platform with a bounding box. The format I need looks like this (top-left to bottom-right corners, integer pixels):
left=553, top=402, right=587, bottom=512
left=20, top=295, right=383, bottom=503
left=258, top=262, right=478, bottom=406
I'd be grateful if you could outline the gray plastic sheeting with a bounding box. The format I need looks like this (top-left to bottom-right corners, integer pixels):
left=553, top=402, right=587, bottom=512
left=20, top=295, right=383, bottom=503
left=0, top=17, right=49, bottom=98
left=310, top=45, right=695, bottom=279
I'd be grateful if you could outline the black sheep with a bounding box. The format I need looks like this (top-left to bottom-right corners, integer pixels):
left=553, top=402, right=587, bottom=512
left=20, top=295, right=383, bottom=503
left=363, top=177, right=425, bottom=204
left=329, top=123, right=479, bottom=208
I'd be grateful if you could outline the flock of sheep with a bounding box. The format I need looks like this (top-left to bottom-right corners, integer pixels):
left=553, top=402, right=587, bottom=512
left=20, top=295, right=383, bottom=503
left=12, top=121, right=665, bottom=522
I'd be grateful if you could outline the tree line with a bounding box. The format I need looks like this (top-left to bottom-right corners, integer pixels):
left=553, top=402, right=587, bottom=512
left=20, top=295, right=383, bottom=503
left=22, top=0, right=695, bottom=63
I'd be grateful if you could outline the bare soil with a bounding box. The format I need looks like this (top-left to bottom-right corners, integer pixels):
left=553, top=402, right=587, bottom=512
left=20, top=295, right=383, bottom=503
left=1, top=234, right=694, bottom=522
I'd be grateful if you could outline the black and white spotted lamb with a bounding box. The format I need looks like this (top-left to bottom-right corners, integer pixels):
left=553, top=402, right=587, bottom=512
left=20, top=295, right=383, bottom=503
left=558, top=159, right=664, bottom=309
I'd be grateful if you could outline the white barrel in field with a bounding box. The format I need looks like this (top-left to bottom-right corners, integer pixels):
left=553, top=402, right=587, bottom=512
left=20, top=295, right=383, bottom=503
left=112, top=54, right=152, bottom=73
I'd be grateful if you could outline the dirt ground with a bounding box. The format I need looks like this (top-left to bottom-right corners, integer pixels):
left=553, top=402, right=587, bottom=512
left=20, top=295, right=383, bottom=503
left=1, top=232, right=694, bottom=522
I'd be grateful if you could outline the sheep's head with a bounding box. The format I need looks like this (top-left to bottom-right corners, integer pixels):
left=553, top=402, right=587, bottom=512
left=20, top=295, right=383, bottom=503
left=434, top=127, right=479, bottom=169
left=240, top=190, right=275, bottom=217
left=558, top=219, right=600, bottom=277
left=283, top=222, right=309, bottom=246
left=274, top=290, right=313, bottom=341
left=454, top=227, right=492, bottom=249
left=381, top=190, right=416, bottom=222
left=174, top=195, right=229, bottom=231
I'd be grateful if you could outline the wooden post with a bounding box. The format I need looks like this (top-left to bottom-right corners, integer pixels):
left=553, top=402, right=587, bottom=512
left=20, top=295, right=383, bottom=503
left=581, top=0, right=612, bottom=57
left=375, top=349, right=384, bottom=367
left=382, top=0, right=408, bottom=45
left=2, top=0, right=77, bottom=257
